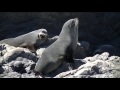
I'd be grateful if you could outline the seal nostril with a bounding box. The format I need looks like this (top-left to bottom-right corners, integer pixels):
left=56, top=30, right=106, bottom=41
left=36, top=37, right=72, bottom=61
left=40, top=35, right=45, bottom=39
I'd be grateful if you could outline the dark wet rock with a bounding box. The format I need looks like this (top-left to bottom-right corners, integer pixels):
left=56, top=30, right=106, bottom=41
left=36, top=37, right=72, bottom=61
left=11, top=61, right=26, bottom=74
left=93, top=45, right=117, bottom=56
left=73, top=41, right=91, bottom=59
left=0, top=65, right=4, bottom=74
left=7, top=58, right=36, bottom=74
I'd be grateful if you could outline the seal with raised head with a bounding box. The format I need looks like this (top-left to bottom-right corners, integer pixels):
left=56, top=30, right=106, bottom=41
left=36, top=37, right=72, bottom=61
left=34, top=18, right=79, bottom=75
left=0, top=29, right=48, bottom=52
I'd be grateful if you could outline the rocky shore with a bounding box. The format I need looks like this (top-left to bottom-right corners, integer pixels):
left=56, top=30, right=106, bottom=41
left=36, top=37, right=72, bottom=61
left=0, top=36, right=120, bottom=78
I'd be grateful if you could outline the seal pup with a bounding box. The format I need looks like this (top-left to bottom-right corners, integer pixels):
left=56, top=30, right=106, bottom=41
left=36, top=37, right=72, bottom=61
left=0, top=29, right=48, bottom=52
left=34, top=18, right=79, bottom=75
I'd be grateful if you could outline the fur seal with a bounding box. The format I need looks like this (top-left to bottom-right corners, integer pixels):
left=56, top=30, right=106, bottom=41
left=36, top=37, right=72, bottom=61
left=34, top=18, right=79, bottom=75
left=0, top=29, right=48, bottom=52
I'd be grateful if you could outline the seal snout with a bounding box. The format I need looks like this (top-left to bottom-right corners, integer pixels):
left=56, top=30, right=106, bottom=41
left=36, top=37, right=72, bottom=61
left=74, top=18, right=79, bottom=25
left=38, top=34, right=48, bottom=40
left=40, top=34, right=45, bottom=39
left=74, top=17, right=78, bottom=20
left=38, top=29, right=49, bottom=40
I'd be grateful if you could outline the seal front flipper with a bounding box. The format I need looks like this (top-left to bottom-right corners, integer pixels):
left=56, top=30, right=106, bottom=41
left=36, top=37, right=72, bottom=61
left=22, top=45, right=37, bottom=55
left=33, top=69, right=45, bottom=78
left=66, top=60, right=75, bottom=71
left=65, top=50, right=75, bottom=70
left=22, top=45, right=36, bottom=52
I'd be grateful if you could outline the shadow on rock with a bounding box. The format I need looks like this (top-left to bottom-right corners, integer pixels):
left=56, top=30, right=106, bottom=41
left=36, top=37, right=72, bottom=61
left=0, top=65, right=4, bottom=74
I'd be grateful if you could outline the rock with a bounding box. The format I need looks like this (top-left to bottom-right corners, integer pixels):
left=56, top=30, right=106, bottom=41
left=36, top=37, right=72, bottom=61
left=73, top=42, right=86, bottom=59
left=0, top=43, right=39, bottom=76
left=73, top=41, right=91, bottom=59
left=80, top=41, right=91, bottom=54
left=0, top=43, right=120, bottom=78
left=89, top=73, right=115, bottom=78
left=46, top=59, right=86, bottom=77
left=7, top=59, right=36, bottom=74
left=96, top=52, right=109, bottom=61
left=93, top=45, right=117, bottom=56
left=21, top=73, right=40, bottom=78
left=0, top=72, right=21, bottom=78
left=0, top=44, right=38, bottom=64
left=106, top=56, right=120, bottom=70
left=83, top=52, right=109, bottom=62
left=36, top=48, right=46, bottom=58
left=11, top=61, right=26, bottom=74
left=2, top=64, right=13, bottom=73
left=54, top=52, right=120, bottom=78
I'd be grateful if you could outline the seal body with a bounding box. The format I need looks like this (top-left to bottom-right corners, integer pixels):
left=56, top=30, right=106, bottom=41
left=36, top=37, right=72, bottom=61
left=35, top=18, right=79, bottom=75
left=0, top=29, right=48, bottom=52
